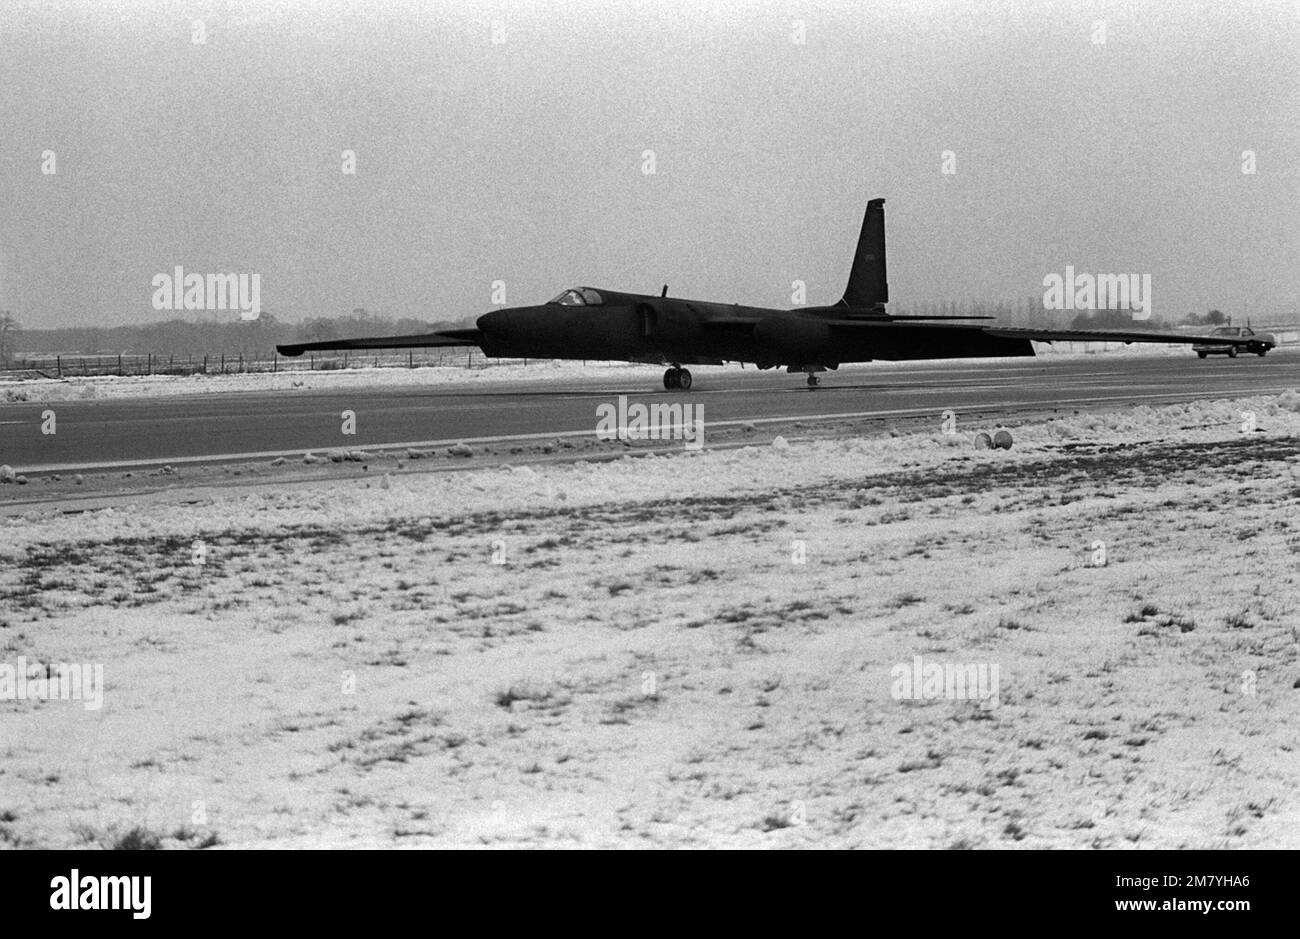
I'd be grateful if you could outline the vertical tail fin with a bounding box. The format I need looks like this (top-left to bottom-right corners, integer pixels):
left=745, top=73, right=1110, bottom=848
left=839, top=197, right=888, bottom=308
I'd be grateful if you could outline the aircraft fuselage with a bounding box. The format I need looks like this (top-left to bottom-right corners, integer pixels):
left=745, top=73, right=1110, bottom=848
left=474, top=291, right=1032, bottom=369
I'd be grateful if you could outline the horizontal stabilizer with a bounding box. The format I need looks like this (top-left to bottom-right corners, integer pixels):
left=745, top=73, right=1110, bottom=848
left=881, top=314, right=996, bottom=321
left=822, top=319, right=990, bottom=332
left=277, top=329, right=483, bottom=357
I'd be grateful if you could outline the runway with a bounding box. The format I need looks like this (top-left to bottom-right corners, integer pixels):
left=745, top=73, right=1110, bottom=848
left=2, top=352, right=1297, bottom=473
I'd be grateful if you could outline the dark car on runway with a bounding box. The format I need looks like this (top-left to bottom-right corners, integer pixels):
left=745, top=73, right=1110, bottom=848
left=1193, top=326, right=1274, bottom=358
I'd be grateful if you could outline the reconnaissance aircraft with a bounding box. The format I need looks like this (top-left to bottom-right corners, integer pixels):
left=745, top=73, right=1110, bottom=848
left=277, top=199, right=1258, bottom=389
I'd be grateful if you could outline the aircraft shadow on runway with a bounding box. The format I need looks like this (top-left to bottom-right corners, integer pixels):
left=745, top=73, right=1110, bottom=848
left=424, top=381, right=903, bottom=399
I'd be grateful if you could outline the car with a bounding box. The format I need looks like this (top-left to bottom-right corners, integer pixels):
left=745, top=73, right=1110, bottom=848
left=1192, top=325, right=1275, bottom=358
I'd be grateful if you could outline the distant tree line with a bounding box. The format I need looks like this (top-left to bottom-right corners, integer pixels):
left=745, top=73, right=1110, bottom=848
left=1180, top=309, right=1228, bottom=326
left=7, top=311, right=470, bottom=358
left=891, top=297, right=1172, bottom=328
left=891, top=299, right=1282, bottom=330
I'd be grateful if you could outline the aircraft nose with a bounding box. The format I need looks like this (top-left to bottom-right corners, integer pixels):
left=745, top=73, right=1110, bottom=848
left=476, top=308, right=510, bottom=337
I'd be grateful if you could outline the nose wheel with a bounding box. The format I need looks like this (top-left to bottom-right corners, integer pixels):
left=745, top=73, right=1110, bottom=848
left=663, top=366, right=693, bottom=391
left=806, top=374, right=820, bottom=388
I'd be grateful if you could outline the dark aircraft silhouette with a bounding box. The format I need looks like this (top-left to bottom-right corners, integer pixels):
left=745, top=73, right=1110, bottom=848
left=277, top=198, right=1258, bottom=389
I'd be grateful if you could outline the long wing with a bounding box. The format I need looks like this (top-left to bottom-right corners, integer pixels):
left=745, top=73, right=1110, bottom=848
left=814, top=320, right=1258, bottom=347
left=276, top=328, right=483, bottom=357
left=980, top=325, right=1255, bottom=346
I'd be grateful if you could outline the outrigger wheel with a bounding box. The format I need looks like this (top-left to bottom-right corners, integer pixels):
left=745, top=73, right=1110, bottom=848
left=663, top=366, right=693, bottom=390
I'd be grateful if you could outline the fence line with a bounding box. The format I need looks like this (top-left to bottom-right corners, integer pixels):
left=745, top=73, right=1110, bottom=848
left=0, top=349, right=541, bottom=378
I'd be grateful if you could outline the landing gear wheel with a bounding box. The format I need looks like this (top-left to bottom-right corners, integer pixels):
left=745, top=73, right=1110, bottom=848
left=1228, top=346, right=1238, bottom=358
left=806, top=374, right=820, bottom=388
left=1257, top=350, right=1267, bottom=357
left=1197, top=352, right=1207, bottom=359
left=663, top=368, right=679, bottom=390
left=677, top=368, right=692, bottom=391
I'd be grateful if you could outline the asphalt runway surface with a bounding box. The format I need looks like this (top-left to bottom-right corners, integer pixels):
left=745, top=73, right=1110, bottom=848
left=2, top=352, right=1298, bottom=473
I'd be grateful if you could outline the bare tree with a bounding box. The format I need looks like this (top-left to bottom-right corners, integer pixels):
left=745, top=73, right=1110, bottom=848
left=0, top=311, right=17, bottom=365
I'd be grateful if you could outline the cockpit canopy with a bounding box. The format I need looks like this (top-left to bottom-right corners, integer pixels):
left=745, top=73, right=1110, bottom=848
left=548, top=287, right=605, bottom=306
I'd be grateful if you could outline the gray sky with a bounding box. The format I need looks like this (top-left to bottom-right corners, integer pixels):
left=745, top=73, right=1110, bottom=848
left=1, top=0, right=1296, bottom=328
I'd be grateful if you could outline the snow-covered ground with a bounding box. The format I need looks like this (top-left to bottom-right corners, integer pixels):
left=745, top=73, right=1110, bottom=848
left=0, top=342, right=1203, bottom=403
left=2, top=392, right=1298, bottom=848
left=0, top=359, right=670, bottom=403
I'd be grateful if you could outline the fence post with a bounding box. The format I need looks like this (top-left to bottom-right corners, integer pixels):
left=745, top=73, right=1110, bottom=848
left=202, top=354, right=208, bottom=374
left=273, top=352, right=277, bottom=374
left=239, top=353, right=243, bottom=372
left=220, top=354, right=225, bottom=374
left=409, top=350, right=413, bottom=369
left=118, top=354, right=122, bottom=376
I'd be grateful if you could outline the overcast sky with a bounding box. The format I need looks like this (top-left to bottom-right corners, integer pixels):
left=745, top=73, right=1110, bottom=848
left=1, top=0, right=1296, bottom=328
